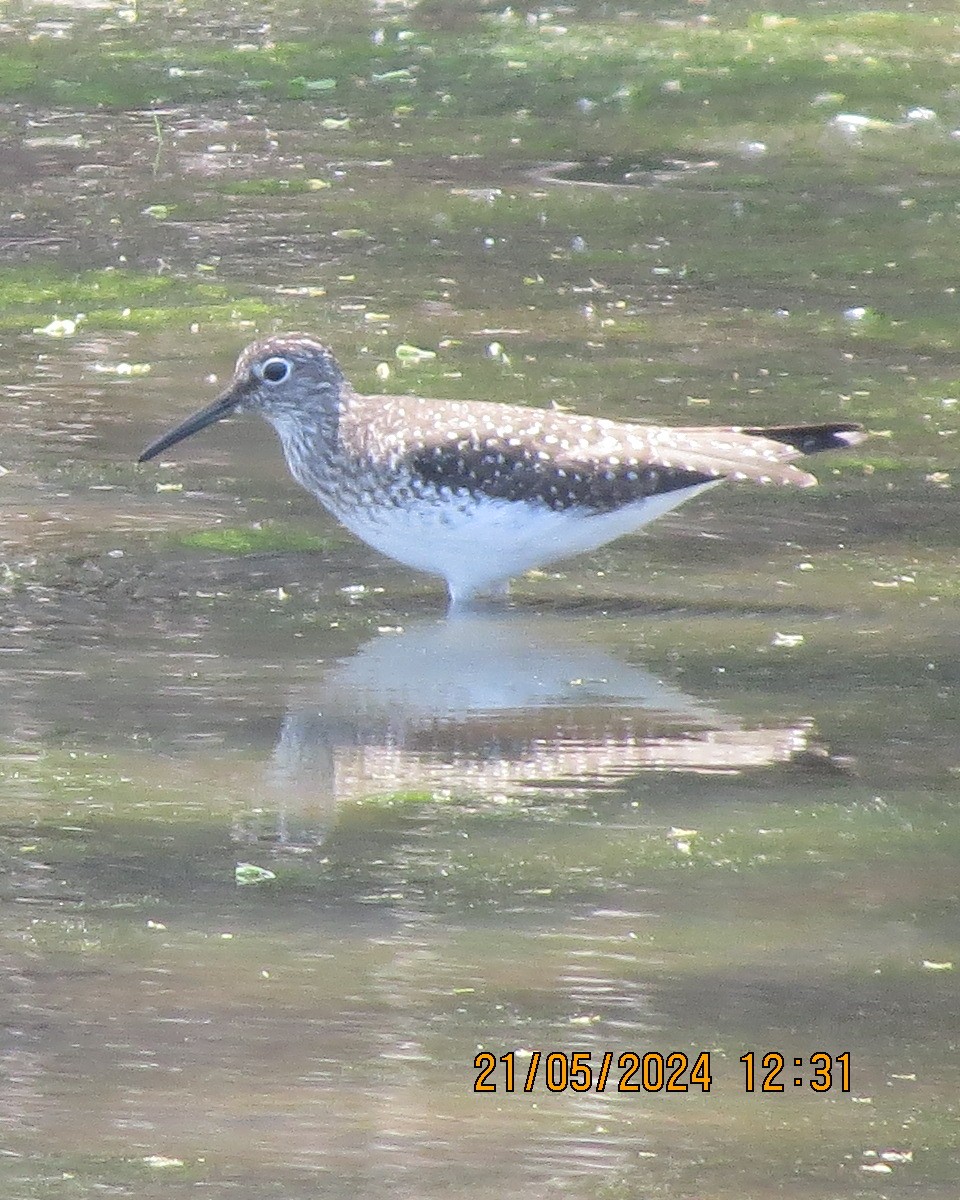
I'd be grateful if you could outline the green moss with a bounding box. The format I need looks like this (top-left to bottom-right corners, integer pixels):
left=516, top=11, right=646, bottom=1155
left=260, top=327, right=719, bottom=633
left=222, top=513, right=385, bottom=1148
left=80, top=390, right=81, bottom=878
left=175, top=524, right=332, bottom=555
left=353, top=789, right=446, bottom=809
left=0, top=267, right=212, bottom=307
left=94, top=300, right=277, bottom=331
left=0, top=6, right=956, bottom=137
left=221, top=177, right=331, bottom=196
left=0, top=268, right=277, bottom=333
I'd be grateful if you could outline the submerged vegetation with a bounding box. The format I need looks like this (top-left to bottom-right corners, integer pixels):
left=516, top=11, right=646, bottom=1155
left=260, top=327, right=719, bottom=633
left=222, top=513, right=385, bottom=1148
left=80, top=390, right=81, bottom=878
left=1, top=4, right=959, bottom=150
left=175, top=523, right=332, bottom=554
left=0, top=267, right=275, bottom=331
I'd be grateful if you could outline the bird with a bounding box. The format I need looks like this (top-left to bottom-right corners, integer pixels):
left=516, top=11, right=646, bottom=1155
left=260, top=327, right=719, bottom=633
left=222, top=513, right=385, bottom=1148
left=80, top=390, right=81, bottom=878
left=138, top=333, right=865, bottom=608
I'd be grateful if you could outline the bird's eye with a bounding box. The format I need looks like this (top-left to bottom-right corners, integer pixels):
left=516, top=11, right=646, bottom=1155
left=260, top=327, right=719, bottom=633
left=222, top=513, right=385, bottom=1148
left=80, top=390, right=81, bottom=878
left=260, top=356, right=292, bottom=384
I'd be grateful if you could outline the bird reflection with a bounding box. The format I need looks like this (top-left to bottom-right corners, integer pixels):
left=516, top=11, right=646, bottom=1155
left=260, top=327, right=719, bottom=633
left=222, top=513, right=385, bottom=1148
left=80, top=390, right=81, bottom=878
left=238, top=612, right=817, bottom=847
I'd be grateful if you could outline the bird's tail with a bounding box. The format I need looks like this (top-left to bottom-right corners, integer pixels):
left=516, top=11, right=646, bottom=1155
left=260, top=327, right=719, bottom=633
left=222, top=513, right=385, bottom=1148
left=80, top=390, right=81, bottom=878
left=741, top=422, right=865, bottom=455
left=670, top=421, right=866, bottom=487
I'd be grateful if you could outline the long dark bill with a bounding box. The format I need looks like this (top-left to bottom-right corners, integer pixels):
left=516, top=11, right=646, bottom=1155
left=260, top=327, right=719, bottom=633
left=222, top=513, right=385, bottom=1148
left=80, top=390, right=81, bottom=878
left=137, top=392, right=240, bottom=463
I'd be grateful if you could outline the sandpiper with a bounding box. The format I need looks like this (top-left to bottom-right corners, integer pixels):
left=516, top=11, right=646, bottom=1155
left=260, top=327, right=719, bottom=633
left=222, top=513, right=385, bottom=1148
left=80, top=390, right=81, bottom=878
left=138, top=334, right=865, bottom=607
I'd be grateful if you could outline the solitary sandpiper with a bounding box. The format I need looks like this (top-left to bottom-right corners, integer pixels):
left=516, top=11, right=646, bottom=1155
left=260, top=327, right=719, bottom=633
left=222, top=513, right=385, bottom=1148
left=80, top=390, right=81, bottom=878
left=138, top=334, right=865, bottom=607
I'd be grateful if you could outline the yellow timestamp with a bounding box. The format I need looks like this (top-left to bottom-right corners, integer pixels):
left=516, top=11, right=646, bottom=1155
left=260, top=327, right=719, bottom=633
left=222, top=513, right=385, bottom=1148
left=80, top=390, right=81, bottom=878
left=471, top=1050, right=853, bottom=1094
left=740, top=1051, right=851, bottom=1092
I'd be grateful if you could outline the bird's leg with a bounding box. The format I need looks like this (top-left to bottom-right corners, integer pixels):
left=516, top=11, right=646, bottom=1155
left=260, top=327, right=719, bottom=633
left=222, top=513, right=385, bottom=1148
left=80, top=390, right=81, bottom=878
left=446, top=576, right=512, bottom=615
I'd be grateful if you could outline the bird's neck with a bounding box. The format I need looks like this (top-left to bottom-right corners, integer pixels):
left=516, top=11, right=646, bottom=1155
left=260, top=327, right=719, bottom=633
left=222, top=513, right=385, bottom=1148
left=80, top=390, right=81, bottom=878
left=268, top=400, right=345, bottom=500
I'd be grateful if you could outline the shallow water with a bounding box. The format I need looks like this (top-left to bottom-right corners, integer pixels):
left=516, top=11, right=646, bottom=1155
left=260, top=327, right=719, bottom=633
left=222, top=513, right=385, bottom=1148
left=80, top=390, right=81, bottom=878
left=1, top=2, right=959, bottom=1197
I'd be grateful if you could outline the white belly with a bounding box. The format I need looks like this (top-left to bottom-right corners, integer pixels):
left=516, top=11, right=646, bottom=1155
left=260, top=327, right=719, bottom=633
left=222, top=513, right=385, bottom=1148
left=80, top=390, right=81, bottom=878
left=330, top=483, right=720, bottom=605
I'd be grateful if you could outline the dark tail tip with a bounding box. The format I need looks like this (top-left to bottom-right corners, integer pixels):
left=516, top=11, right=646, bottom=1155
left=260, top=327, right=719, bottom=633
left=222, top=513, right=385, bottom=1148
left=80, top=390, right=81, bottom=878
left=743, top=422, right=865, bottom=455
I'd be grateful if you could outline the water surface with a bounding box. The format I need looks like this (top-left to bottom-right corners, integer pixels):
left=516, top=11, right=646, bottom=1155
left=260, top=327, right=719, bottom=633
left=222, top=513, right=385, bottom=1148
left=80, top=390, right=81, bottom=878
left=1, top=2, right=959, bottom=1197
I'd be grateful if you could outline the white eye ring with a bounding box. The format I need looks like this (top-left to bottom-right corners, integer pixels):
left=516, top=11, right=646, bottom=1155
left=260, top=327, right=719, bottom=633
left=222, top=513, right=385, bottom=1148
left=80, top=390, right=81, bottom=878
left=260, top=356, right=292, bottom=385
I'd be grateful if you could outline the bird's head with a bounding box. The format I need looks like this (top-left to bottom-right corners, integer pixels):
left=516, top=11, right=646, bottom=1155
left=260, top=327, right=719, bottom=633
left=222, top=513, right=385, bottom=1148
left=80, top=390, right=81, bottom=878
left=137, top=334, right=346, bottom=463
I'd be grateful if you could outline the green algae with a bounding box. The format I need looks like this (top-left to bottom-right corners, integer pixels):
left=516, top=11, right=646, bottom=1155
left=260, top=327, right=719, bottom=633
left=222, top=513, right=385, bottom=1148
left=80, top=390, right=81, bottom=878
left=221, top=177, right=332, bottom=196
left=174, top=524, right=331, bottom=555
left=0, top=5, right=956, bottom=162
left=0, top=268, right=275, bottom=333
